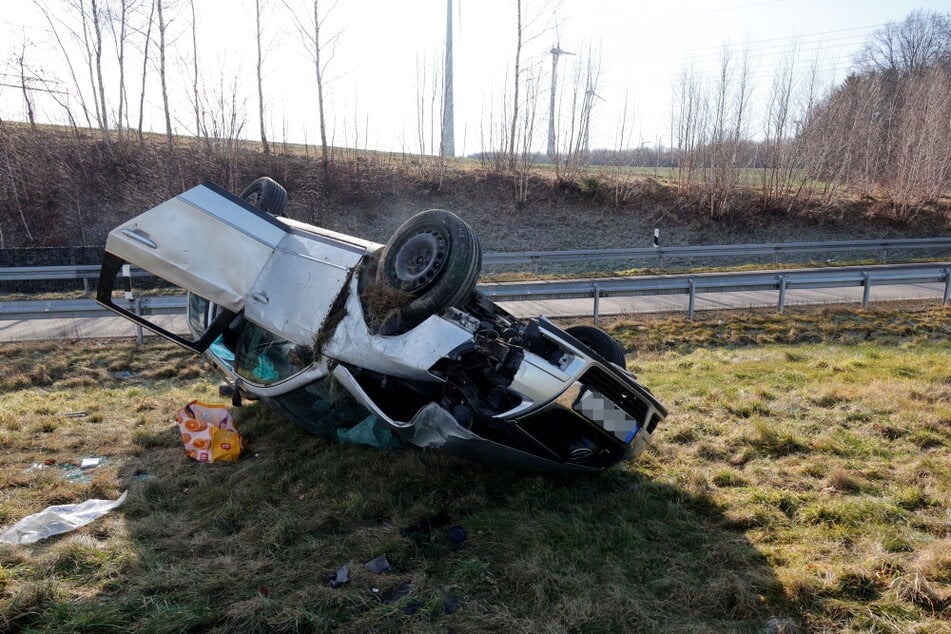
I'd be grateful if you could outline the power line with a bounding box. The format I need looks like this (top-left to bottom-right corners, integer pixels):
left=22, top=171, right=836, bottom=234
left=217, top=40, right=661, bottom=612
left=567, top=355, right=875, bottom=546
left=607, top=21, right=886, bottom=63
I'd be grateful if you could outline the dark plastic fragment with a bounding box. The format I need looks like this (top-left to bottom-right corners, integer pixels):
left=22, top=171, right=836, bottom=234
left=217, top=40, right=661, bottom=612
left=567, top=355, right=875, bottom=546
left=400, top=510, right=451, bottom=537
left=379, top=583, right=413, bottom=604
left=328, top=565, right=350, bottom=588
left=446, top=525, right=468, bottom=544
left=364, top=554, right=394, bottom=574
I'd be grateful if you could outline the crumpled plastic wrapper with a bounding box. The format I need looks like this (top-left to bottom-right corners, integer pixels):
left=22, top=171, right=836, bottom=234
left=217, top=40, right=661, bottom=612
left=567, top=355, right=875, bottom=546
left=0, top=491, right=127, bottom=545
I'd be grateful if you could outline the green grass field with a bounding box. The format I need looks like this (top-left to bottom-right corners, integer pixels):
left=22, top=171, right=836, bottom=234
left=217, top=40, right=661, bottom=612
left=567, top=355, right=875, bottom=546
left=0, top=306, right=948, bottom=632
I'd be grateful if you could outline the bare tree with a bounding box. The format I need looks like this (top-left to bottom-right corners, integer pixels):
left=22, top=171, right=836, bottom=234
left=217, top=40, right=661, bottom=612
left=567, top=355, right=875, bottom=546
left=513, top=68, right=541, bottom=204
left=14, top=39, right=38, bottom=133
left=855, top=10, right=951, bottom=75
left=552, top=48, right=600, bottom=184
left=188, top=0, right=200, bottom=136
left=508, top=0, right=523, bottom=171
left=414, top=53, right=442, bottom=155
left=136, top=0, right=156, bottom=143
left=284, top=0, right=340, bottom=167
left=0, top=120, right=35, bottom=243
left=799, top=10, right=951, bottom=215
left=671, top=64, right=706, bottom=197
left=156, top=0, right=174, bottom=144
left=608, top=90, right=638, bottom=207
left=507, top=0, right=554, bottom=171
left=106, top=0, right=138, bottom=133
left=35, top=1, right=118, bottom=137
left=254, top=0, right=270, bottom=154
left=87, top=0, right=112, bottom=142
left=198, top=70, right=248, bottom=188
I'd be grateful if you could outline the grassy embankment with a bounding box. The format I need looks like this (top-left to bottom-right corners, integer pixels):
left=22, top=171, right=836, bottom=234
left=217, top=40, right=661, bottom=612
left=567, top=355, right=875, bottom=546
left=1, top=125, right=948, bottom=252
left=0, top=305, right=948, bottom=632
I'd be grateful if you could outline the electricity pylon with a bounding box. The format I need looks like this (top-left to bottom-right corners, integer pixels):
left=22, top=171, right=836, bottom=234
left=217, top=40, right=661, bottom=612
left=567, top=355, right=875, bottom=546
left=440, top=0, right=455, bottom=157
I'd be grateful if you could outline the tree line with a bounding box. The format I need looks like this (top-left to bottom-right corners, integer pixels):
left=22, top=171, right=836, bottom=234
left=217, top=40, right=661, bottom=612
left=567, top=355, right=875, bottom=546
left=0, top=3, right=947, bottom=247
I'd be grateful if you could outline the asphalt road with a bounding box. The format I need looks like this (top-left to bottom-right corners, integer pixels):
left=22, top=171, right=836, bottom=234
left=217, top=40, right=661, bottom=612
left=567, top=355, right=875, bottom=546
left=0, top=281, right=945, bottom=342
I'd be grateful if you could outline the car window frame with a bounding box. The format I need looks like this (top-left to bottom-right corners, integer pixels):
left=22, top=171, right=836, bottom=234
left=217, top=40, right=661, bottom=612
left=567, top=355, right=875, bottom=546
left=96, top=252, right=237, bottom=353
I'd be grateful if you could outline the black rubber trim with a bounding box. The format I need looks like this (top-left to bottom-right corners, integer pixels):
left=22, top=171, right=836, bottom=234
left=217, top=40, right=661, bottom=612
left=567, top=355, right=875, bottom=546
left=96, top=252, right=237, bottom=353
left=200, top=181, right=371, bottom=256
left=199, top=181, right=288, bottom=230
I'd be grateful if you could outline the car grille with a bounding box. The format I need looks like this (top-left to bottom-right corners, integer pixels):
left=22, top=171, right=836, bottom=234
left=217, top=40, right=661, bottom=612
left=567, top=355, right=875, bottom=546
left=580, top=366, right=658, bottom=433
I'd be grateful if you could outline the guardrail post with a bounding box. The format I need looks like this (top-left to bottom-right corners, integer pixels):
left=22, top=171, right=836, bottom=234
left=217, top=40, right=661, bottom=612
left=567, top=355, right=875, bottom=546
left=592, top=283, right=601, bottom=324
left=82, top=278, right=90, bottom=294
left=777, top=275, right=787, bottom=314
left=943, top=269, right=950, bottom=306
left=687, top=279, right=696, bottom=320
left=133, top=299, right=144, bottom=345
left=122, top=264, right=144, bottom=345
left=862, top=273, right=872, bottom=309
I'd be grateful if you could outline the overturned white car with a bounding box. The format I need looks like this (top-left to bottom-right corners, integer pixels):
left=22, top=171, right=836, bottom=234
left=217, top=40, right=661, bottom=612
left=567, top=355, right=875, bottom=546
left=97, top=178, right=666, bottom=471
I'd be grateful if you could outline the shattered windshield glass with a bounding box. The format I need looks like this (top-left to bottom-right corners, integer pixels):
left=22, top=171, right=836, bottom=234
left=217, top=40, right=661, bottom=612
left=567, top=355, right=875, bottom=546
left=234, top=321, right=310, bottom=385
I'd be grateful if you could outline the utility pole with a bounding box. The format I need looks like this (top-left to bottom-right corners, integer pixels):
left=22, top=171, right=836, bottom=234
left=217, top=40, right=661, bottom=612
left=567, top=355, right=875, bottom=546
left=547, top=45, right=574, bottom=160
left=440, top=0, right=454, bottom=157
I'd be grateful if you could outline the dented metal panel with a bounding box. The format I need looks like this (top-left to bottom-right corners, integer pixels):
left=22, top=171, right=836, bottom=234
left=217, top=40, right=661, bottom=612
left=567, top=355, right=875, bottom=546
left=331, top=365, right=412, bottom=429
left=105, top=185, right=283, bottom=311
left=322, top=277, right=474, bottom=381
left=244, top=232, right=365, bottom=345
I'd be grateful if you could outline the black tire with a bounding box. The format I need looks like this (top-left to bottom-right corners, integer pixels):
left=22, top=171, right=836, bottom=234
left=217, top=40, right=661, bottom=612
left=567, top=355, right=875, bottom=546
left=376, top=209, right=482, bottom=331
left=239, top=177, right=287, bottom=216
left=565, top=325, right=627, bottom=368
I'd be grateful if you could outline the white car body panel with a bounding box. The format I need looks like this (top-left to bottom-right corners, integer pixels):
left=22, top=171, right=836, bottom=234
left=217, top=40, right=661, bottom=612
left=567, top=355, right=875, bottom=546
left=245, top=232, right=364, bottom=346
left=322, top=276, right=475, bottom=381
left=106, top=186, right=284, bottom=310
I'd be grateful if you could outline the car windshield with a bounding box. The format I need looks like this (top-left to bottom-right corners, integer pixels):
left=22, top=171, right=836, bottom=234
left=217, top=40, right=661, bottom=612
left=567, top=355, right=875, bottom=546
left=234, top=321, right=310, bottom=385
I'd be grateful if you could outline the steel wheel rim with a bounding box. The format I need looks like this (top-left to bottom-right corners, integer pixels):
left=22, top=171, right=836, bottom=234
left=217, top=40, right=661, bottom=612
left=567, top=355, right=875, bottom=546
left=392, top=230, right=448, bottom=292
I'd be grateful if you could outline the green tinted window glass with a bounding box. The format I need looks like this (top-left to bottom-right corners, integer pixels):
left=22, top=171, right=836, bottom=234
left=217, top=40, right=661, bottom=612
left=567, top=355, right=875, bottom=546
left=234, top=321, right=308, bottom=385
left=187, top=293, right=211, bottom=337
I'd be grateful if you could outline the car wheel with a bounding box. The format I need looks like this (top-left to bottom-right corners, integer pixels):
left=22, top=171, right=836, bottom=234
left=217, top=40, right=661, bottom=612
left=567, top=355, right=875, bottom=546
left=239, top=177, right=287, bottom=216
left=565, top=325, right=627, bottom=368
left=376, top=209, right=481, bottom=331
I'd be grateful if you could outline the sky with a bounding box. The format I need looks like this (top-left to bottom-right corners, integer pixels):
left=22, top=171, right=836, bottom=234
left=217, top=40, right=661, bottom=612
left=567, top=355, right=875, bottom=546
left=1, top=0, right=947, bottom=155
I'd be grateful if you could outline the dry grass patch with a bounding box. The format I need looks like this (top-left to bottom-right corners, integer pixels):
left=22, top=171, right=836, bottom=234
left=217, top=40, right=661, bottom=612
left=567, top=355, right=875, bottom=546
left=0, top=305, right=948, bottom=632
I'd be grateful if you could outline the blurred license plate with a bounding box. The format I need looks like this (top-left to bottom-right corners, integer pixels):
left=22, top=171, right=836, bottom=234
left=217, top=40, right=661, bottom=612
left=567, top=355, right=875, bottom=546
left=574, top=388, right=640, bottom=443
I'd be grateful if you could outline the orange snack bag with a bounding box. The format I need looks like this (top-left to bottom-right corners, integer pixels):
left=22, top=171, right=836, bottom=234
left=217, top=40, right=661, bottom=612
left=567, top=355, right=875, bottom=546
left=175, top=401, right=244, bottom=463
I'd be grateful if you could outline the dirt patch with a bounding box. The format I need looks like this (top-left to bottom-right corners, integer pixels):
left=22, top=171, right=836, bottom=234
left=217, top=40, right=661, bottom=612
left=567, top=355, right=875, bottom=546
left=359, top=280, right=414, bottom=333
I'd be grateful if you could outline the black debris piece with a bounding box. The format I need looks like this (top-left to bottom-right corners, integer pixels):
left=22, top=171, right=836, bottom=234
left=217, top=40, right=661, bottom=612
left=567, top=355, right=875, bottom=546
left=379, top=583, right=413, bottom=604
left=328, top=565, right=350, bottom=588
left=400, top=510, right=451, bottom=537
left=442, top=596, right=461, bottom=615
left=446, top=525, right=468, bottom=545
left=364, top=554, right=394, bottom=574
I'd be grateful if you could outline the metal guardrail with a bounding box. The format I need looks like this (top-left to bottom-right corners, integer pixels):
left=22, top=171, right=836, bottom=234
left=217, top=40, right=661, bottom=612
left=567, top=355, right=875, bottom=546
left=481, top=237, right=951, bottom=267
left=2, top=263, right=948, bottom=322
left=479, top=263, right=951, bottom=320
left=0, top=264, right=147, bottom=284
left=2, top=238, right=950, bottom=285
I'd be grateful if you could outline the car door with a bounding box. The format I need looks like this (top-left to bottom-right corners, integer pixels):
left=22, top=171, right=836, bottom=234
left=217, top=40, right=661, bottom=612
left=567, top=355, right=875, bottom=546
left=97, top=182, right=364, bottom=352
